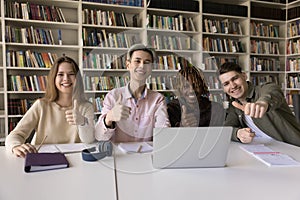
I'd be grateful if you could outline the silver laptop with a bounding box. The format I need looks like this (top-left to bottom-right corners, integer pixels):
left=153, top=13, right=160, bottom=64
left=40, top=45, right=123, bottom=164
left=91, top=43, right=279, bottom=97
left=152, top=127, right=233, bottom=168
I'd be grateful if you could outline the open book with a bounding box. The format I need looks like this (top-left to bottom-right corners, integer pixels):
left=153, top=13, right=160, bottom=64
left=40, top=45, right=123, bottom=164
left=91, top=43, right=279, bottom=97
left=240, top=144, right=300, bottom=167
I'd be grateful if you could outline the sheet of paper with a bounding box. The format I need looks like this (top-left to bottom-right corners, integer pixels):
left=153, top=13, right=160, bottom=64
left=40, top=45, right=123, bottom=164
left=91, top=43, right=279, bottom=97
left=240, top=144, right=300, bottom=167
left=118, top=142, right=153, bottom=153
left=38, top=144, right=60, bottom=153
left=38, top=143, right=89, bottom=153
left=55, top=143, right=88, bottom=153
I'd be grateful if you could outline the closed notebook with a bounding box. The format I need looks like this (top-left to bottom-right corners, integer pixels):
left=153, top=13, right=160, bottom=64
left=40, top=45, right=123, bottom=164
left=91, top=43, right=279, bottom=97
left=24, top=153, right=69, bottom=173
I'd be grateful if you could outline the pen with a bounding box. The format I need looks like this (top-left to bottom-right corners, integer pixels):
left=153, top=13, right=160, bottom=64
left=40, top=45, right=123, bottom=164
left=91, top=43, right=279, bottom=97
left=37, top=135, right=48, bottom=152
left=137, top=145, right=142, bottom=153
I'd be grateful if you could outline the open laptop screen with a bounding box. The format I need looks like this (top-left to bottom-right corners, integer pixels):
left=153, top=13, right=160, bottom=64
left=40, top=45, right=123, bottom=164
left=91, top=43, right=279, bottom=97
left=152, top=127, right=233, bottom=168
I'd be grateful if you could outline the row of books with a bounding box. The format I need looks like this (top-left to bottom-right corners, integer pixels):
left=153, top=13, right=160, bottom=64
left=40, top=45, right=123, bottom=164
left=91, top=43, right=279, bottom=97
left=83, top=52, right=126, bottom=69
left=82, top=28, right=140, bottom=47
left=83, top=0, right=143, bottom=7
left=84, top=75, right=130, bottom=91
left=250, top=57, right=281, bottom=71
left=286, top=58, right=300, bottom=72
left=287, top=74, right=300, bottom=89
left=6, top=50, right=57, bottom=68
left=208, top=93, right=226, bottom=105
left=250, top=22, right=280, bottom=38
left=251, top=6, right=285, bottom=21
left=9, top=75, right=47, bottom=92
left=286, top=39, right=300, bottom=55
left=5, top=2, right=66, bottom=22
left=156, top=55, right=191, bottom=71
left=203, top=56, right=237, bottom=71
left=8, top=99, right=35, bottom=115
left=203, top=2, right=247, bottom=17
left=148, top=34, right=194, bottom=51
left=250, top=40, right=280, bottom=55
left=286, top=93, right=300, bottom=107
left=89, top=96, right=105, bottom=113
left=5, top=25, right=56, bottom=45
left=288, top=6, right=300, bottom=20
left=147, top=0, right=199, bottom=12
left=8, top=119, right=19, bottom=133
left=203, top=19, right=242, bottom=35
left=287, top=20, right=300, bottom=38
left=251, top=75, right=280, bottom=86
left=83, top=52, right=193, bottom=71
left=205, top=75, right=221, bottom=90
left=147, top=14, right=196, bottom=32
left=203, top=37, right=245, bottom=53
left=82, top=9, right=128, bottom=27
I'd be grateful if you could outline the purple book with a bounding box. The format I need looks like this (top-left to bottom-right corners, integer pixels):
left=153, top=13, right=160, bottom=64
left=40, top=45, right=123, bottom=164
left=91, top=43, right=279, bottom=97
left=24, top=153, right=69, bottom=173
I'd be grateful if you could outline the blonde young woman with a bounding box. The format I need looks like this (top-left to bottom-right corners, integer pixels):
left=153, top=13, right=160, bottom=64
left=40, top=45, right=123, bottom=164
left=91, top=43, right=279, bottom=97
left=5, top=56, right=95, bottom=157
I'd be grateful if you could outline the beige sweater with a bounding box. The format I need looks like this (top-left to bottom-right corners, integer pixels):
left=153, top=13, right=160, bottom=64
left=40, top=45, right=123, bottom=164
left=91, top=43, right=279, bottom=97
left=5, top=99, right=95, bottom=152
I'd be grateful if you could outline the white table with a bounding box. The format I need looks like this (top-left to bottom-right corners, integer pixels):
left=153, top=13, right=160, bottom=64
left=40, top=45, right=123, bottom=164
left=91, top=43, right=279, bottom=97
left=114, top=141, right=300, bottom=200
left=0, top=147, right=117, bottom=200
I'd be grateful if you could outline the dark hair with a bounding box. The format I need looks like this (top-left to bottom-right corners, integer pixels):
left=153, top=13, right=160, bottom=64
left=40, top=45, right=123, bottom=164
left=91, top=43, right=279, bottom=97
left=217, top=62, right=243, bottom=76
left=42, top=56, right=86, bottom=103
left=127, top=43, right=156, bottom=63
left=176, top=62, right=209, bottom=98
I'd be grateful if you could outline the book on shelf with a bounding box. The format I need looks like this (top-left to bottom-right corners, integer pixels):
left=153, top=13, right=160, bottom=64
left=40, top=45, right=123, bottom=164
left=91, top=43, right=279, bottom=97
left=147, top=0, right=199, bottom=12
left=5, top=2, right=66, bottom=22
left=203, top=2, right=247, bottom=17
left=251, top=57, right=280, bottom=71
left=251, top=5, right=285, bottom=21
left=9, top=75, right=47, bottom=92
left=287, top=58, right=300, bottom=72
left=82, top=0, right=144, bottom=7
left=24, top=153, right=69, bottom=173
left=250, top=21, right=280, bottom=38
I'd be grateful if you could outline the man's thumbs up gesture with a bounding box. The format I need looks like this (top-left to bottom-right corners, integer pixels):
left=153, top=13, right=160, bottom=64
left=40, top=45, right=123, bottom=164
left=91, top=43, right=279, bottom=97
left=65, top=99, right=86, bottom=125
left=232, top=100, right=268, bottom=118
left=105, top=94, right=131, bottom=127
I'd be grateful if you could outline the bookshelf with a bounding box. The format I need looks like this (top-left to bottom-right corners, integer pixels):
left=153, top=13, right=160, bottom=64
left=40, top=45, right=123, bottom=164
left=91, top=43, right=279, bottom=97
left=286, top=0, right=300, bottom=106
left=249, top=1, right=286, bottom=92
left=0, top=0, right=299, bottom=143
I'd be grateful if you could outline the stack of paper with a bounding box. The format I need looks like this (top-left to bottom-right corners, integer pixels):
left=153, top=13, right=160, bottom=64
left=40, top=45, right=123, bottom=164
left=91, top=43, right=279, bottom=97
left=240, top=144, right=300, bottom=167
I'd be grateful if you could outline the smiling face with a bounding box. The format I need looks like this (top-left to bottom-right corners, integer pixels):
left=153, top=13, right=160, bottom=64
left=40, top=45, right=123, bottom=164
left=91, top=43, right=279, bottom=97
left=180, top=77, right=200, bottom=105
left=55, top=62, right=76, bottom=97
left=126, top=50, right=153, bottom=83
left=219, top=71, right=248, bottom=101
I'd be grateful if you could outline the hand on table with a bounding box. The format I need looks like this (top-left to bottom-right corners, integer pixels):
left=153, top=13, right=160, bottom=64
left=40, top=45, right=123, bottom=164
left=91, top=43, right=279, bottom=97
left=12, top=143, right=37, bottom=158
